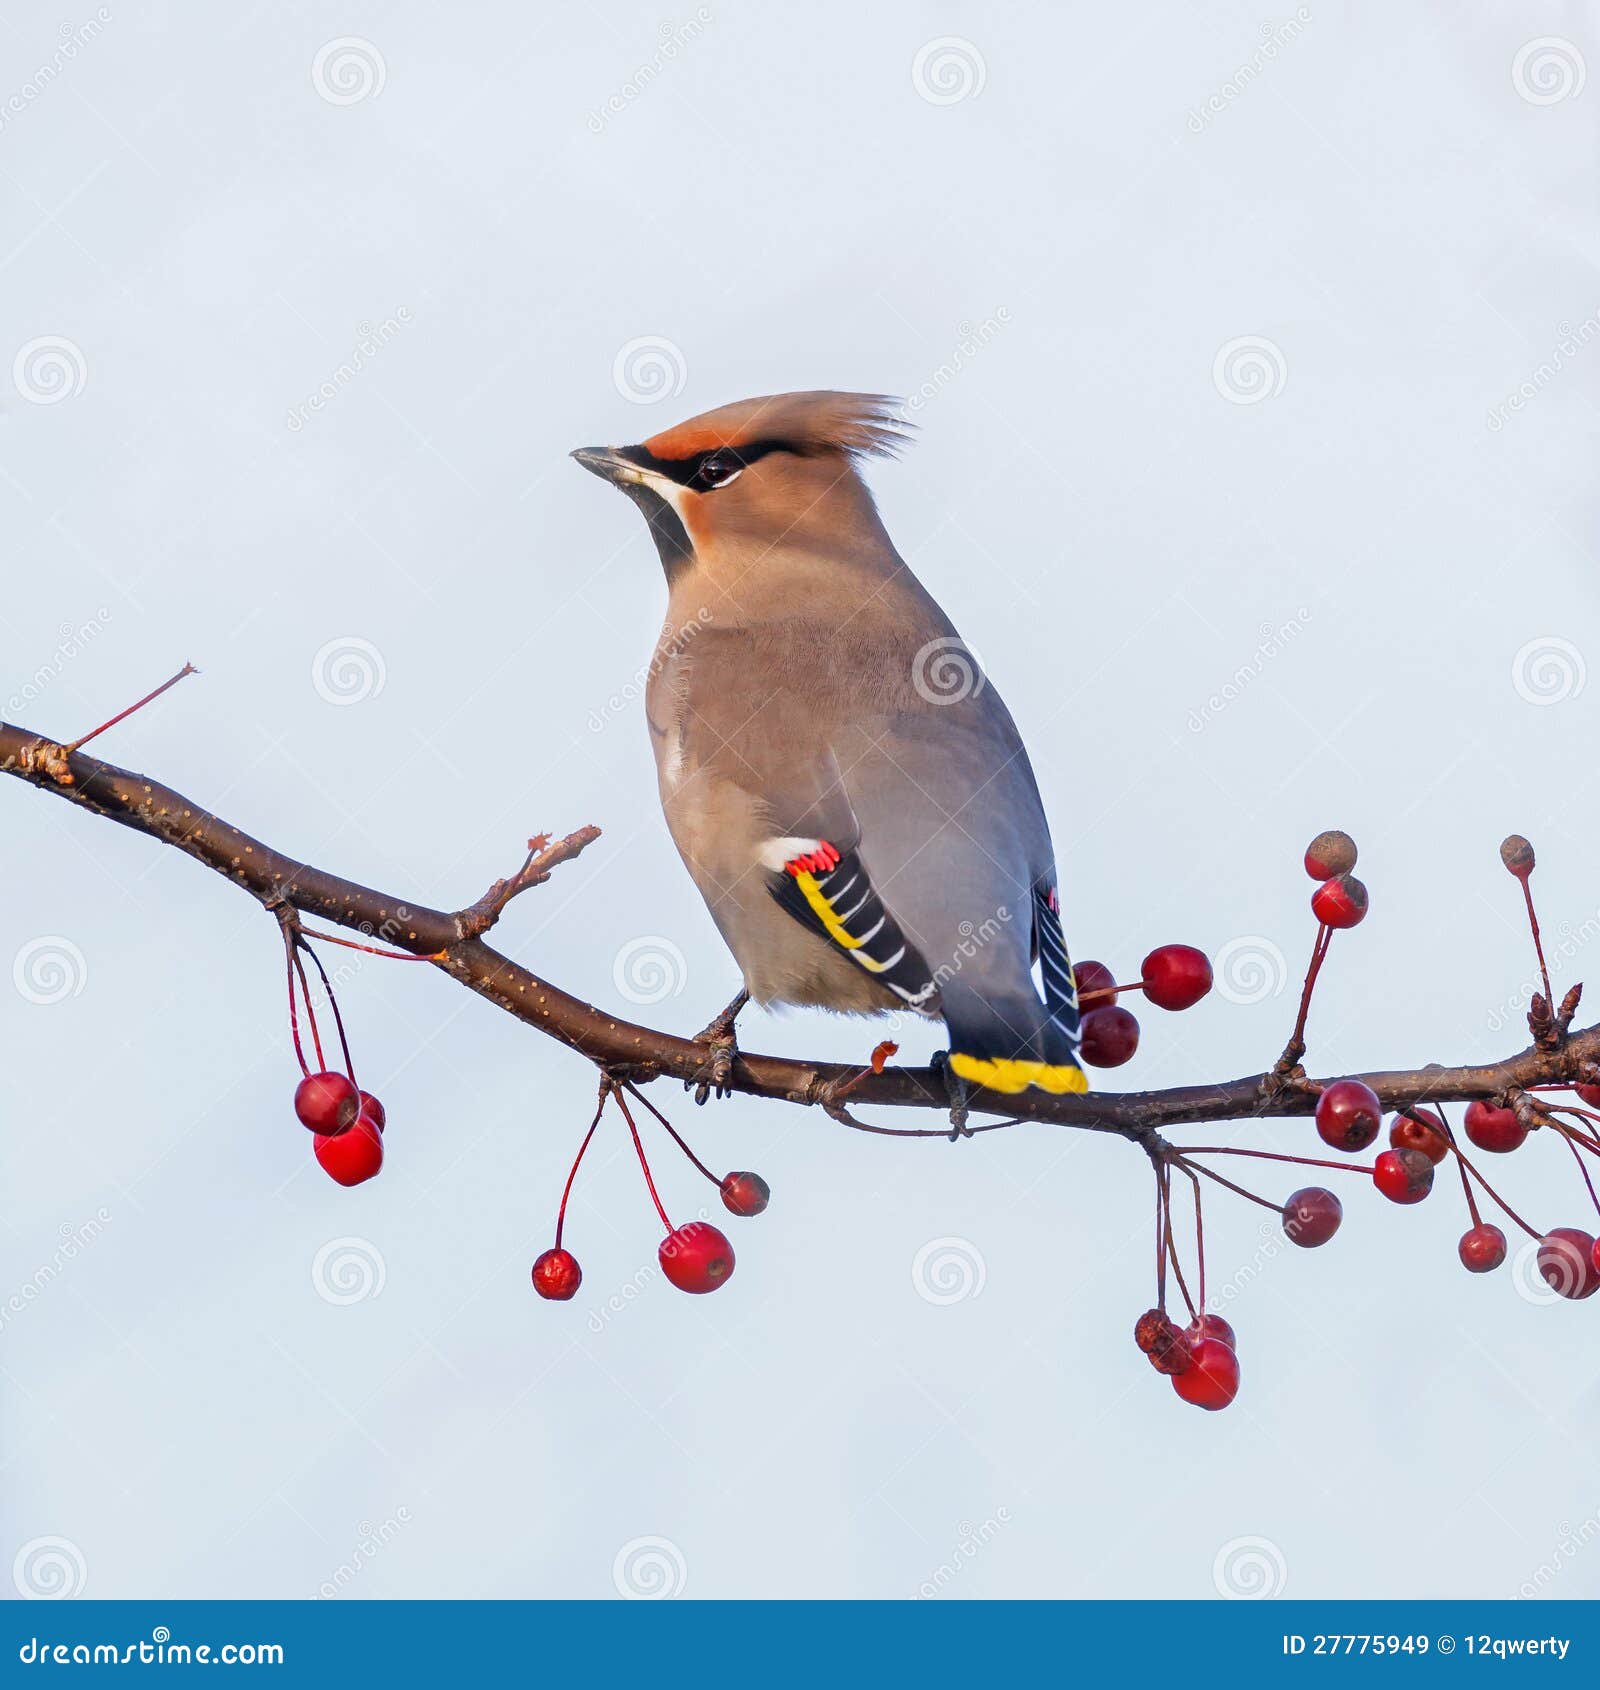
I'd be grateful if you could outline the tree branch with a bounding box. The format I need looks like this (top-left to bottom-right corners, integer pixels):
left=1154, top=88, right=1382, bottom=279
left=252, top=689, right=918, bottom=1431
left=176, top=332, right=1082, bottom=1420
left=6, top=717, right=1598, bottom=1148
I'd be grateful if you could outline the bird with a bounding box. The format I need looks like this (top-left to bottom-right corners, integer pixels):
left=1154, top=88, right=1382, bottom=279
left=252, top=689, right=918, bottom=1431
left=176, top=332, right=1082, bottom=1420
left=572, top=391, right=1085, bottom=1098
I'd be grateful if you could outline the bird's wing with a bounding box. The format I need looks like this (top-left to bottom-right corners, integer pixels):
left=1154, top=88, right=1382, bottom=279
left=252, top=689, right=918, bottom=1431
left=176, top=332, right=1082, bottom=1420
left=659, top=623, right=1084, bottom=1092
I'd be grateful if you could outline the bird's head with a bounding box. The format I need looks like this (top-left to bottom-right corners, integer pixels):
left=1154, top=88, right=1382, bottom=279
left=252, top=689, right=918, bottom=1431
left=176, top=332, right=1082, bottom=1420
left=572, top=391, right=910, bottom=586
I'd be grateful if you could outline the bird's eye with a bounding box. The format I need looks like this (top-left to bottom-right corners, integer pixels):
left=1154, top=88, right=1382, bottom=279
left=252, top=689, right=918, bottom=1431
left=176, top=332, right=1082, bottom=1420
left=693, top=452, right=744, bottom=491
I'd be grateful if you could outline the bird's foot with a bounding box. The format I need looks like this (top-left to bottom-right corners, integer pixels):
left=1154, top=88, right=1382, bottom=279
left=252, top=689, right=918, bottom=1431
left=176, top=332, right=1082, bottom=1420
left=685, top=988, right=749, bottom=1106
left=931, top=1050, right=972, bottom=1141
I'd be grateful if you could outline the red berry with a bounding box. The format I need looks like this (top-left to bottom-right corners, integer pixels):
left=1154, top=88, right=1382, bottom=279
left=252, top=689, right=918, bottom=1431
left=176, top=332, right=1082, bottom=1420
left=1187, top=1313, right=1237, bottom=1351
left=1312, top=873, right=1369, bottom=929
left=1389, top=1109, right=1448, bottom=1164
left=1283, top=1186, right=1342, bottom=1247
left=359, top=1091, right=386, bottom=1134
left=1133, top=1308, right=1170, bottom=1354
left=1304, top=829, right=1357, bottom=881
left=1458, top=1224, right=1507, bottom=1273
left=1171, top=1336, right=1240, bottom=1411
left=294, top=1070, right=359, bottom=1136
left=720, top=1171, right=770, bottom=1218
left=1073, top=959, right=1118, bottom=1008
left=1373, top=1147, right=1433, bottom=1205
left=313, top=1113, right=383, bottom=1186
left=531, top=1247, right=582, bottom=1300
left=1463, top=1099, right=1527, bottom=1155
left=1141, top=945, right=1213, bottom=1012
left=1081, top=1005, right=1139, bottom=1067
left=1315, top=1079, right=1381, bottom=1152
left=1577, top=1085, right=1600, bottom=1108
left=1538, top=1228, right=1600, bottom=1300
left=658, top=1221, right=735, bottom=1294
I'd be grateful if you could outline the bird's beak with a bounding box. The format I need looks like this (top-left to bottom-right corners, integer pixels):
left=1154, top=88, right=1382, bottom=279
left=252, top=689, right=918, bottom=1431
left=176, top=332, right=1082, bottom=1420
left=570, top=446, right=641, bottom=487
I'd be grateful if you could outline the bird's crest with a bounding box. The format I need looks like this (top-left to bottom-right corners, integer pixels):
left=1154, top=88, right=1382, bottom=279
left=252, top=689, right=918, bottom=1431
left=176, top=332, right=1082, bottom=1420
left=642, top=391, right=912, bottom=465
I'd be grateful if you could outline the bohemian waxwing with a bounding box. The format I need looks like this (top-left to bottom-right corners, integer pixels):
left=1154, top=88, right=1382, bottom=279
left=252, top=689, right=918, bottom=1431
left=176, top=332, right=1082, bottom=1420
left=572, top=391, right=1085, bottom=1096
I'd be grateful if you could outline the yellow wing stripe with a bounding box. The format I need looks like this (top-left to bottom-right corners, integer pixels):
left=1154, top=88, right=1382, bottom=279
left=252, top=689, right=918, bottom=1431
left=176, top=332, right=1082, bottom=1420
left=792, top=870, right=864, bottom=950
left=948, top=1053, right=1090, bottom=1096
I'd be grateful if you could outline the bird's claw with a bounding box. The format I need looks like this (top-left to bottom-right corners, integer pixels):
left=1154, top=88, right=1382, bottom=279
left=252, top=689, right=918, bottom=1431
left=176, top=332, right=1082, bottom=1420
left=684, top=988, right=748, bottom=1106
left=931, top=1050, right=972, bottom=1141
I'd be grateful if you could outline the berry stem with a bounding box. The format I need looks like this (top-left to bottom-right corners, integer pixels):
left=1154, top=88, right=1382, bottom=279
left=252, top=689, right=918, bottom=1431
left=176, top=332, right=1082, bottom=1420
left=620, top=1079, right=721, bottom=1188
left=296, top=924, right=447, bottom=963
left=1438, top=1108, right=1484, bottom=1229
left=64, top=663, right=198, bottom=754
left=1281, top=923, right=1332, bottom=1068
left=290, top=946, right=327, bottom=1071
left=1451, top=1147, right=1541, bottom=1242
left=1554, top=1124, right=1600, bottom=1221
left=611, top=1083, right=673, bottom=1232
left=1078, top=981, right=1146, bottom=1008
left=1178, top=1146, right=1377, bottom=1176
left=1519, top=876, right=1553, bottom=1015
left=1154, top=1160, right=1169, bottom=1310
left=554, top=1086, right=610, bottom=1249
left=284, top=930, right=310, bottom=1078
left=298, top=940, right=357, bottom=1088
left=1175, top=1153, right=1289, bottom=1216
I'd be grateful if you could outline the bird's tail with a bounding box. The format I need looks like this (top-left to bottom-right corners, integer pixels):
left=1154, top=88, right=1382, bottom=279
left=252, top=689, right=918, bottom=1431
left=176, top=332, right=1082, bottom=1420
left=945, top=882, right=1087, bottom=1096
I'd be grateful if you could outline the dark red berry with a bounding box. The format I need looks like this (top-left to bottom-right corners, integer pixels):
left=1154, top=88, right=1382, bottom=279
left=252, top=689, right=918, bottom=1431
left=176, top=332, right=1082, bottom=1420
left=1147, top=1325, right=1193, bottom=1377
left=1373, top=1147, right=1433, bottom=1205
left=313, top=1113, right=383, bottom=1186
left=295, top=1070, right=359, bottom=1136
left=658, top=1221, right=735, bottom=1294
left=1389, top=1109, right=1448, bottom=1164
left=1538, top=1228, right=1600, bottom=1300
left=720, top=1171, right=770, bottom=1218
left=1073, top=959, right=1118, bottom=1009
left=1312, top=873, right=1368, bottom=929
left=1081, top=1005, right=1139, bottom=1067
left=1187, top=1313, right=1237, bottom=1351
left=1171, top=1336, right=1239, bottom=1411
left=1463, top=1099, right=1527, bottom=1155
left=359, top=1091, right=386, bottom=1134
left=1499, top=835, right=1535, bottom=881
left=1283, top=1186, right=1342, bottom=1247
left=1315, top=1079, right=1382, bottom=1152
left=532, top=1247, right=582, bottom=1300
left=1304, top=829, right=1357, bottom=881
left=1458, top=1224, right=1507, bottom=1273
left=1141, top=945, right=1213, bottom=1012
left=1576, top=1085, right=1600, bottom=1109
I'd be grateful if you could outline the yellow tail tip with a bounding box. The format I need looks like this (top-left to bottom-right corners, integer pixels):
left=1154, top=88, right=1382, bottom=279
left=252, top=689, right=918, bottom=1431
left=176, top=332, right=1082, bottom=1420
left=947, top=1053, right=1090, bottom=1095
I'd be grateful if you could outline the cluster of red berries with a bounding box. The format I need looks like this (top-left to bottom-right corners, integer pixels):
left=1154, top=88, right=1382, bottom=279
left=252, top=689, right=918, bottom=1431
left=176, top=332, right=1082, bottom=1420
left=1134, top=1307, right=1240, bottom=1411
left=1072, top=943, right=1214, bottom=1068
left=294, top=1070, right=387, bottom=1186
left=531, top=1084, right=770, bottom=1304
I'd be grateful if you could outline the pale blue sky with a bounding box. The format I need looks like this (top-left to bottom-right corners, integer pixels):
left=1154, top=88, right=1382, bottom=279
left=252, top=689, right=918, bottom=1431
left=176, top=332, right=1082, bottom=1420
left=3, top=0, right=1599, bottom=1601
